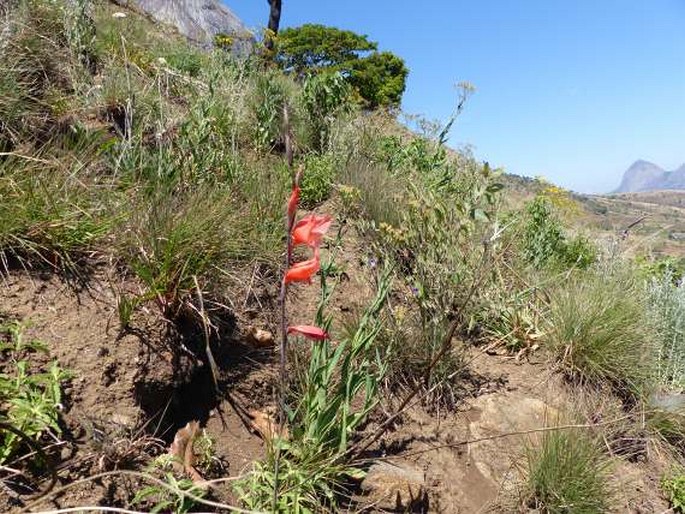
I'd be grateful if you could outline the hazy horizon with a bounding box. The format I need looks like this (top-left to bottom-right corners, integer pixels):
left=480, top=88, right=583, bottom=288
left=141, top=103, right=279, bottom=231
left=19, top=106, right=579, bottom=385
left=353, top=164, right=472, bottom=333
left=228, top=0, right=685, bottom=194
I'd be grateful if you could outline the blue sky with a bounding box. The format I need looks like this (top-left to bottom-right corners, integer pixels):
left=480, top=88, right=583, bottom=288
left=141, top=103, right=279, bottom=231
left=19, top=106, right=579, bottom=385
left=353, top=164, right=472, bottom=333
left=227, top=1, right=685, bottom=193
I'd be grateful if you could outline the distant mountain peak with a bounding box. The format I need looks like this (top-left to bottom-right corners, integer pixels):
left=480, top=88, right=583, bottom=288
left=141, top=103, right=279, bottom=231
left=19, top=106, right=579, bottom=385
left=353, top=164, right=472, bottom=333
left=613, top=160, right=685, bottom=193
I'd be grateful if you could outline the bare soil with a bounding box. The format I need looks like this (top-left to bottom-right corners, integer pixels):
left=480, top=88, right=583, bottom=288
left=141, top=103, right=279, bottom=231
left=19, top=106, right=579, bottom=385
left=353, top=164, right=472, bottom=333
left=0, top=246, right=673, bottom=513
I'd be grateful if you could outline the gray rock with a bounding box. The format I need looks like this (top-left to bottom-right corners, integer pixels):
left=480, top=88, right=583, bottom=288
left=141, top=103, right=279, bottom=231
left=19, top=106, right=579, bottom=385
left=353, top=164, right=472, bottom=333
left=119, top=0, right=253, bottom=51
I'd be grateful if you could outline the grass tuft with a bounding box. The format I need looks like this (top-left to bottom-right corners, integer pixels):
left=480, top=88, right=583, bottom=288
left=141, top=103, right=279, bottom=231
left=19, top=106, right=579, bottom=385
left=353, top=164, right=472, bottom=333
left=546, top=273, right=655, bottom=397
left=525, top=427, right=613, bottom=513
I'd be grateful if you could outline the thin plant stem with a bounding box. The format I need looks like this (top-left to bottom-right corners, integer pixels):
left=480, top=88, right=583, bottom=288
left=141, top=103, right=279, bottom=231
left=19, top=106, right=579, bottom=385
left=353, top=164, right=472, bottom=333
left=192, top=276, right=219, bottom=394
left=23, top=469, right=260, bottom=513
left=273, top=155, right=300, bottom=512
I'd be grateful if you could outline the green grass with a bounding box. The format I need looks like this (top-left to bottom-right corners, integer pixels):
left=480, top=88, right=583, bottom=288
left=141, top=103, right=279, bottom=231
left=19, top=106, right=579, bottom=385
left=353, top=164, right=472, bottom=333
left=525, top=428, right=613, bottom=513
left=120, top=180, right=284, bottom=316
left=546, top=273, right=655, bottom=397
left=7, top=2, right=685, bottom=512
left=0, top=153, right=113, bottom=272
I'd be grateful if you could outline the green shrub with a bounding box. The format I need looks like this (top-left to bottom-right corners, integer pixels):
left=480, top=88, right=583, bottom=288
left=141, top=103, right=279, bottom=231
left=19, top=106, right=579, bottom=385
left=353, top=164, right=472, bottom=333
left=563, top=234, right=597, bottom=269
left=521, top=197, right=596, bottom=270
left=526, top=428, right=613, bottom=513
left=341, top=141, right=501, bottom=405
left=638, top=255, right=685, bottom=284
left=522, top=197, right=566, bottom=268
left=546, top=274, right=655, bottom=396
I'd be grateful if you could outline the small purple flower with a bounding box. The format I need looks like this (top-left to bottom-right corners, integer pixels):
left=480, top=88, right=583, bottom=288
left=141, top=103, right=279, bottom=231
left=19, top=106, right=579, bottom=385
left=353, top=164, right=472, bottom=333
left=368, top=257, right=378, bottom=269
left=410, top=286, right=419, bottom=297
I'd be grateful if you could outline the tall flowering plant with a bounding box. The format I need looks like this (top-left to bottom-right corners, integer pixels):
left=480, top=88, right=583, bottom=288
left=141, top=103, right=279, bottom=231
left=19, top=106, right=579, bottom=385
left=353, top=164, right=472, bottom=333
left=279, top=172, right=333, bottom=393
left=238, top=170, right=392, bottom=512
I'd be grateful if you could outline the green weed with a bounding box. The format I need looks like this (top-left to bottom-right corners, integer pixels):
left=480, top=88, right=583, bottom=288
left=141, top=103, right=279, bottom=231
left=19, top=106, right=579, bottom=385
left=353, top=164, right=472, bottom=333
left=249, top=71, right=294, bottom=152
left=521, top=196, right=596, bottom=270
left=300, top=71, right=352, bottom=153
left=663, top=471, right=685, bottom=513
left=298, top=153, right=337, bottom=208
left=132, top=455, right=206, bottom=514
left=0, top=321, right=70, bottom=465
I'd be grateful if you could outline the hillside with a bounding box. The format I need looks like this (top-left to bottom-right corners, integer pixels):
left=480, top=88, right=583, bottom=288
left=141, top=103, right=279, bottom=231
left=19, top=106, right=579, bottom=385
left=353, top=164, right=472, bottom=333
left=2, top=2, right=685, bottom=513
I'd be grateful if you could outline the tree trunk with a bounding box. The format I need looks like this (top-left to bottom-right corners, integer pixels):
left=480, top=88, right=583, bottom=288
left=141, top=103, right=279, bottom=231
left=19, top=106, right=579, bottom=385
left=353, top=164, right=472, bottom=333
left=265, top=0, right=282, bottom=51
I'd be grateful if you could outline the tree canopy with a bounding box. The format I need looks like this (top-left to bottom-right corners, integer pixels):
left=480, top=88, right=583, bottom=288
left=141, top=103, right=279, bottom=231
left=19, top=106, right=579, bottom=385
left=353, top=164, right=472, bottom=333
left=349, top=51, right=408, bottom=109
left=275, top=24, right=408, bottom=109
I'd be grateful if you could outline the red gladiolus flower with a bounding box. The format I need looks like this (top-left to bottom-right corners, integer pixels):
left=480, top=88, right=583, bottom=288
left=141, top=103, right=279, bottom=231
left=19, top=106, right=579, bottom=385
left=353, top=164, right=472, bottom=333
left=284, top=248, right=320, bottom=284
left=287, top=185, right=300, bottom=220
left=287, top=325, right=330, bottom=341
left=292, top=214, right=332, bottom=248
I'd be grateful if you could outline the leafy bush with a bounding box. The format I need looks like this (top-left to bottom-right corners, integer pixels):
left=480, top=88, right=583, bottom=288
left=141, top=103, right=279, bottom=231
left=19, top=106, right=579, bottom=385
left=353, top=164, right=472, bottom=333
left=546, top=274, right=655, bottom=396
left=340, top=125, right=502, bottom=405
left=249, top=71, right=294, bottom=152
left=526, top=428, right=613, bottom=513
left=563, top=234, right=597, bottom=269
left=638, top=255, right=685, bottom=284
left=522, top=197, right=566, bottom=268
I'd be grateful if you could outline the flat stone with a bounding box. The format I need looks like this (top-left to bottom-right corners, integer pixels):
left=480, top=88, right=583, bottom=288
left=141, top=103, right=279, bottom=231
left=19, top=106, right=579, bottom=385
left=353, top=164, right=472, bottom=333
left=360, top=461, right=427, bottom=511
left=468, top=393, right=559, bottom=485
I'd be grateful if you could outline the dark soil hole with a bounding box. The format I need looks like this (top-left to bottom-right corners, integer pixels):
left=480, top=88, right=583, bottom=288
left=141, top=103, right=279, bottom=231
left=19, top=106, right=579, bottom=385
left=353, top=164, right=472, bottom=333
left=132, top=309, right=273, bottom=444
